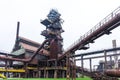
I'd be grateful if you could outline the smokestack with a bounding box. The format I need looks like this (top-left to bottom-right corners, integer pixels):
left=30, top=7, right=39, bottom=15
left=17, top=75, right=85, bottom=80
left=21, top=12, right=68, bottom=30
left=16, top=21, right=20, bottom=43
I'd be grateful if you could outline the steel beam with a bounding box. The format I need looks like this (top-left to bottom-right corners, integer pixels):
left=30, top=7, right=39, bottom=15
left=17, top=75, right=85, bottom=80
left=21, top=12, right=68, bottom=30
left=73, top=47, right=120, bottom=57
left=75, top=53, right=120, bottom=61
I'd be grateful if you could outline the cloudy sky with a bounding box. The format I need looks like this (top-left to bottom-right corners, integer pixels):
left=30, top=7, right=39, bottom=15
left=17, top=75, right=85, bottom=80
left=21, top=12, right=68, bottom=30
left=0, top=0, right=120, bottom=68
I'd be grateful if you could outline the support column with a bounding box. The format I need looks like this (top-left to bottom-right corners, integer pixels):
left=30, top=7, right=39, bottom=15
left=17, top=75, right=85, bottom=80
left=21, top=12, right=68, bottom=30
left=72, top=52, right=76, bottom=80
left=66, top=52, right=70, bottom=80
left=104, top=51, right=107, bottom=71
left=5, top=54, right=9, bottom=78
left=54, top=60, right=57, bottom=78
left=18, top=73, right=21, bottom=78
left=54, top=70, right=57, bottom=78
left=44, top=60, right=47, bottom=78
left=37, top=64, right=39, bottom=77
left=25, top=63, right=28, bottom=78
left=62, top=70, right=65, bottom=78
left=89, top=58, right=92, bottom=72
left=5, top=60, right=8, bottom=77
left=112, top=40, right=118, bottom=69
left=44, top=68, right=46, bottom=78
left=37, top=63, right=40, bottom=77
left=33, top=72, right=35, bottom=78
left=81, top=55, right=84, bottom=78
left=110, top=56, right=112, bottom=69
left=39, top=70, right=41, bottom=78
left=46, top=71, right=48, bottom=78
left=46, top=60, right=48, bottom=78
left=71, top=54, right=73, bottom=80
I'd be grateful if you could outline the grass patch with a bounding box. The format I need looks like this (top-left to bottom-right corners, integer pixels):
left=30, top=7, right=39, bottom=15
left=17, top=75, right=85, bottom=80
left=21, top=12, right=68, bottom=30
left=0, top=77, right=92, bottom=80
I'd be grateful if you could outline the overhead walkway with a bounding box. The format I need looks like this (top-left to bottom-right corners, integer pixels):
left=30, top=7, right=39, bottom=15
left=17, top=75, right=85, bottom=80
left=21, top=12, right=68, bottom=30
left=59, top=6, right=120, bottom=60
left=61, top=6, right=120, bottom=80
left=74, top=47, right=120, bottom=57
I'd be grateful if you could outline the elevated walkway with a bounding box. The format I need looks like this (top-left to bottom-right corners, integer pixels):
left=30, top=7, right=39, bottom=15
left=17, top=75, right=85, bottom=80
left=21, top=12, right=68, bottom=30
left=66, top=6, right=120, bottom=52
left=59, top=6, right=120, bottom=60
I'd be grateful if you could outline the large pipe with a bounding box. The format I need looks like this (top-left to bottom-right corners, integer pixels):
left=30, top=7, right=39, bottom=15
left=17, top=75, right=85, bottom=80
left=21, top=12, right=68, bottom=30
left=105, top=69, right=120, bottom=77
left=73, top=47, right=120, bottom=57
left=29, top=39, right=49, bottom=62
left=75, top=53, right=120, bottom=61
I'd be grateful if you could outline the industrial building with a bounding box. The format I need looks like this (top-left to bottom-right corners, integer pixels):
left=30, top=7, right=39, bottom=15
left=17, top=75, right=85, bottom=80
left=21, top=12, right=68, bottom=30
left=0, top=6, right=120, bottom=80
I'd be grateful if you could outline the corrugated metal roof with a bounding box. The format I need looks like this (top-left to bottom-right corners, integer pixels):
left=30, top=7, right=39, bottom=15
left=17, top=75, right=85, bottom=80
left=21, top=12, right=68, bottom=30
left=19, top=40, right=50, bottom=56
left=11, top=48, right=25, bottom=56
left=19, top=36, right=41, bottom=46
left=20, top=42, right=38, bottom=52
left=12, top=36, right=50, bottom=56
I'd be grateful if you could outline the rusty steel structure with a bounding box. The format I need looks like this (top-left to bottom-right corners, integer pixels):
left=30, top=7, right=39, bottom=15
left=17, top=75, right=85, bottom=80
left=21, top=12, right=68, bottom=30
left=60, top=6, right=120, bottom=59
left=0, top=39, right=48, bottom=62
left=74, top=47, right=120, bottom=76
left=105, top=69, right=120, bottom=77
left=59, top=6, right=120, bottom=80
left=0, top=6, right=120, bottom=80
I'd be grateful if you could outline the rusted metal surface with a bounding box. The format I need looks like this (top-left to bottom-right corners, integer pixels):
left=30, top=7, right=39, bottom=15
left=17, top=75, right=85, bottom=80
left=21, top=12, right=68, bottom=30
left=49, top=39, right=59, bottom=59
left=78, top=67, right=119, bottom=80
left=0, top=7, right=120, bottom=79
left=105, top=69, right=120, bottom=77
left=91, top=72, right=119, bottom=80
left=66, top=52, right=70, bottom=80
left=27, top=39, right=49, bottom=62
left=0, top=39, right=48, bottom=62
left=18, top=36, right=41, bottom=47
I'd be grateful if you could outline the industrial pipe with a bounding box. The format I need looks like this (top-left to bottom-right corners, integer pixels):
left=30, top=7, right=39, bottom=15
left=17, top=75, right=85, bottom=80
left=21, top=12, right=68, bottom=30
left=105, top=69, right=120, bottom=77
left=0, top=39, right=48, bottom=62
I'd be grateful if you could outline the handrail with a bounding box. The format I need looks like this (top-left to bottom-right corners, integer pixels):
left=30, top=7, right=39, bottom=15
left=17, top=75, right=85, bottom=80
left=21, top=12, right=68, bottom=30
left=64, top=6, right=120, bottom=53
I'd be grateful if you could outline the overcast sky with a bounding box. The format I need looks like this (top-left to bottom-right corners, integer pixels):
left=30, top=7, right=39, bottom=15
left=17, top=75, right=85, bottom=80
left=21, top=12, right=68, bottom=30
left=0, top=0, right=120, bottom=68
